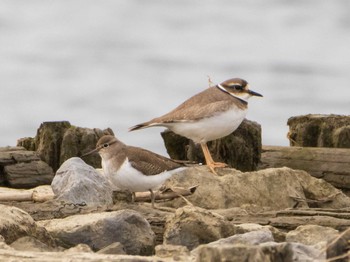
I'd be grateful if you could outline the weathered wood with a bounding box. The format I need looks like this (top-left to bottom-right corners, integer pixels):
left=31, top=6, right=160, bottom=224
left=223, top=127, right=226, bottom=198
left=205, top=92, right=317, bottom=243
left=287, top=114, right=350, bottom=148
left=259, top=146, right=350, bottom=189
left=161, top=119, right=262, bottom=172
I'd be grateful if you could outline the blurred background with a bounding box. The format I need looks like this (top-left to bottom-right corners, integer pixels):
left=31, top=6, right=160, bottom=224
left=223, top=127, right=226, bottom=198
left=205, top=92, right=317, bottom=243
left=1, top=0, right=349, bottom=155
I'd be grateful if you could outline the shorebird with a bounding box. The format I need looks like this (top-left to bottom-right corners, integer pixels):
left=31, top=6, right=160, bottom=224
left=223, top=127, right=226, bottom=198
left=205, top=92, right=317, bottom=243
left=83, top=135, right=185, bottom=208
left=129, top=78, right=262, bottom=175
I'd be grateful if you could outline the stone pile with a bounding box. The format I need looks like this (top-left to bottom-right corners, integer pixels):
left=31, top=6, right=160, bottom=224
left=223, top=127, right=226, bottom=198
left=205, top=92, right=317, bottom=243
left=1, top=161, right=350, bottom=261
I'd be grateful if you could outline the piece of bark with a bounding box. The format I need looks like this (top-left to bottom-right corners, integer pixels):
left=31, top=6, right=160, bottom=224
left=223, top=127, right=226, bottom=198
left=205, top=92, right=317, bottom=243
left=259, top=146, right=350, bottom=189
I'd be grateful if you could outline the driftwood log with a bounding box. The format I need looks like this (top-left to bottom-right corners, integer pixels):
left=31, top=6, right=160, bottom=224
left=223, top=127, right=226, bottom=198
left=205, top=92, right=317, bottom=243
left=259, top=146, right=350, bottom=190
left=0, top=185, right=198, bottom=203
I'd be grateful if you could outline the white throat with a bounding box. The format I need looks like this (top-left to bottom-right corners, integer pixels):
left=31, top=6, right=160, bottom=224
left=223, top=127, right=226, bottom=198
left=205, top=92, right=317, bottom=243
left=217, top=83, right=249, bottom=103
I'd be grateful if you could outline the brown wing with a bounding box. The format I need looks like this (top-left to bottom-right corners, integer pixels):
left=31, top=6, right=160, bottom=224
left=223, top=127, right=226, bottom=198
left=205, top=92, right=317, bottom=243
left=129, top=87, right=246, bottom=131
left=127, top=146, right=183, bottom=176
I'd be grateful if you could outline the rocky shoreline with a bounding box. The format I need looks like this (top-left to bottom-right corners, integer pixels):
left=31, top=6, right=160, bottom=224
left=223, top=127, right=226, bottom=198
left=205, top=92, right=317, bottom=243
left=1, top=115, right=350, bottom=261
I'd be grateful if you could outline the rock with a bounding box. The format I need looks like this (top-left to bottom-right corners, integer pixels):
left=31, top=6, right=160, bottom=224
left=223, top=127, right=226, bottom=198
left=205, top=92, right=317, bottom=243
left=51, top=157, right=113, bottom=206
left=195, top=242, right=324, bottom=262
left=65, top=244, right=93, bottom=253
left=327, top=229, right=350, bottom=262
left=163, top=206, right=236, bottom=250
left=38, top=210, right=156, bottom=255
left=234, top=223, right=285, bottom=242
left=18, top=121, right=113, bottom=171
left=286, top=225, right=339, bottom=246
left=97, top=242, right=126, bottom=255
left=0, top=204, right=55, bottom=247
left=10, top=236, right=53, bottom=252
left=0, top=249, right=166, bottom=261
left=206, top=230, right=274, bottom=246
left=155, top=244, right=190, bottom=259
left=163, top=166, right=350, bottom=210
left=161, top=119, right=262, bottom=171
left=0, top=147, right=54, bottom=188
left=287, top=114, right=350, bottom=148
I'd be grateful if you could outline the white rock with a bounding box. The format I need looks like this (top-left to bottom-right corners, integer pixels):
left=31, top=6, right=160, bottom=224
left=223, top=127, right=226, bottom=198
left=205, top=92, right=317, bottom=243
left=51, top=157, right=113, bottom=206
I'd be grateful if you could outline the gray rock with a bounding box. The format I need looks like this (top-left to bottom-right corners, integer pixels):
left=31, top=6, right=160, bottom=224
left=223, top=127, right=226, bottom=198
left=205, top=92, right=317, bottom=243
left=164, top=206, right=235, bottom=250
left=287, top=114, right=350, bottom=148
left=234, top=223, right=285, bottom=242
left=286, top=225, right=339, bottom=246
left=10, top=236, right=53, bottom=252
left=327, top=229, right=350, bottom=262
left=38, top=210, right=155, bottom=255
left=64, top=244, right=93, bottom=253
left=51, top=157, right=113, bottom=206
left=163, top=166, right=350, bottom=210
left=209, top=230, right=274, bottom=246
left=195, top=242, right=325, bottom=262
left=161, top=119, right=262, bottom=171
left=97, top=242, right=126, bottom=255
left=0, top=204, right=55, bottom=247
left=155, top=244, right=190, bottom=259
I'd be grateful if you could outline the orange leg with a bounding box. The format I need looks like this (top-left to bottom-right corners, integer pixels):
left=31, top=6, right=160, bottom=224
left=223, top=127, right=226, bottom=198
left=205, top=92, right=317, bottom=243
left=200, top=143, right=227, bottom=175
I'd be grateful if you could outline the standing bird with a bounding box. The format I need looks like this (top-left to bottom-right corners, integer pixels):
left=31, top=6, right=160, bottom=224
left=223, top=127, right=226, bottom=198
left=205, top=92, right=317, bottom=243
left=83, top=135, right=186, bottom=208
left=129, top=78, right=262, bottom=175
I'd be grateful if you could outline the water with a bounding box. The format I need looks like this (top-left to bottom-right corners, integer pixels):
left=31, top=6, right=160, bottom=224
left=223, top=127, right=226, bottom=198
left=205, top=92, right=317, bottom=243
left=1, top=0, right=349, bottom=156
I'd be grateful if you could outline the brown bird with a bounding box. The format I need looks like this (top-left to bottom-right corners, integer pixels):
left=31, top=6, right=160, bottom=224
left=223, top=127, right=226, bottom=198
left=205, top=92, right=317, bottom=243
left=129, top=78, right=262, bottom=174
left=83, top=135, right=186, bottom=208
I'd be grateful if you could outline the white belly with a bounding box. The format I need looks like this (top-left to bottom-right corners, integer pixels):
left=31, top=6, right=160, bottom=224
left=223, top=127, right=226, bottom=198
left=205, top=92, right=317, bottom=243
left=106, top=158, right=184, bottom=192
left=168, top=107, right=247, bottom=143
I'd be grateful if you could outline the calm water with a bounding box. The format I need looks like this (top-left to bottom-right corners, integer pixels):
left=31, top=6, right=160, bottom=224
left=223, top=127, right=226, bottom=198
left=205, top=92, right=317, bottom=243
left=1, top=0, right=349, bottom=156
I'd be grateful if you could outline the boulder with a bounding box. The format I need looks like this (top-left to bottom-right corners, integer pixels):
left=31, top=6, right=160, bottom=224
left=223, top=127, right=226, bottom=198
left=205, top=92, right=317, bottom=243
left=51, top=157, right=113, bottom=206
left=97, top=242, right=126, bottom=255
left=327, top=229, right=350, bottom=262
left=163, top=206, right=236, bottom=250
left=286, top=225, right=339, bottom=246
left=0, top=204, right=55, bottom=247
left=0, top=147, right=54, bottom=188
left=155, top=244, right=190, bottom=260
left=161, top=119, right=262, bottom=171
left=195, top=242, right=324, bottom=262
left=163, top=166, right=350, bottom=210
left=38, top=210, right=156, bottom=255
left=17, top=121, right=113, bottom=171
left=10, top=236, right=54, bottom=252
left=287, top=114, right=350, bottom=148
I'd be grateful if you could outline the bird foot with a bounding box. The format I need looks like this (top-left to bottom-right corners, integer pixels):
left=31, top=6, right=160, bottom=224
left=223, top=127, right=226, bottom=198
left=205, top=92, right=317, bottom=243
left=207, top=162, right=228, bottom=175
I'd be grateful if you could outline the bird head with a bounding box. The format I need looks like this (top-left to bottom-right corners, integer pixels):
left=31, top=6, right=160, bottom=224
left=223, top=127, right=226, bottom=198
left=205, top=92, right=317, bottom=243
left=82, top=135, right=118, bottom=157
left=217, top=78, right=263, bottom=103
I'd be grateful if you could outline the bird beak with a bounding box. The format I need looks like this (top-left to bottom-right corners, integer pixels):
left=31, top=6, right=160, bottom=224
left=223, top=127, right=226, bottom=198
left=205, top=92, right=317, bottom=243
left=81, top=147, right=99, bottom=157
left=248, top=89, right=263, bottom=97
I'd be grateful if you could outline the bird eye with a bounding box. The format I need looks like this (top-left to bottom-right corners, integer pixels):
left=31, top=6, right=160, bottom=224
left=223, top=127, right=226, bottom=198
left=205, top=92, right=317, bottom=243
left=231, top=85, right=243, bottom=90
left=103, top=143, right=109, bottom=148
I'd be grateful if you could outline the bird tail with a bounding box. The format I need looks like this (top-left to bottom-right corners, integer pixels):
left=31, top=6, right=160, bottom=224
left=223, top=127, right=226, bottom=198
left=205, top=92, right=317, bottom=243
left=129, top=123, right=149, bottom=131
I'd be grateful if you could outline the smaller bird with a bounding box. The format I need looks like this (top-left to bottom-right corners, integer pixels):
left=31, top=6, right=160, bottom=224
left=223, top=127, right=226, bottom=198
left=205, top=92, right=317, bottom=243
left=129, top=78, right=262, bottom=175
left=82, top=135, right=186, bottom=208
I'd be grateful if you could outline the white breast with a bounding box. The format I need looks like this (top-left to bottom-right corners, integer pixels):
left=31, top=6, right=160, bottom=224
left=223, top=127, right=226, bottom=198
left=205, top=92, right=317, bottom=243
left=107, top=158, right=185, bottom=192
left=167, top=107, right=247, bottom=143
